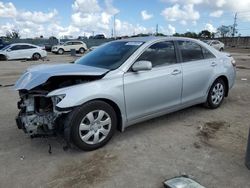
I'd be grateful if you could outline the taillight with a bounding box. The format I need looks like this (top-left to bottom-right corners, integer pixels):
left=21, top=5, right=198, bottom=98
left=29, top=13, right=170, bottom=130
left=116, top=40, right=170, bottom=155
left=231, top=59, right=236, bottom=67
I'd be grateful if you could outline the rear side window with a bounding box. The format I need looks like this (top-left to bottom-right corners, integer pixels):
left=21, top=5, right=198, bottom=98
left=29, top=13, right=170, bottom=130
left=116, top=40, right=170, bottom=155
left=21, top=45, right=36, bottom=49
left=137, top=41, right=177, bottom=67
left=73, top=42, right=82, bottom=45
left=178, top=41, right=204, bottom=62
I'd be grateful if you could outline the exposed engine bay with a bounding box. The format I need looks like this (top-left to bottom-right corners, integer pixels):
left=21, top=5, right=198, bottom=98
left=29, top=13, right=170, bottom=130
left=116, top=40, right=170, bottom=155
left=15, top=75, right=103, bottom=137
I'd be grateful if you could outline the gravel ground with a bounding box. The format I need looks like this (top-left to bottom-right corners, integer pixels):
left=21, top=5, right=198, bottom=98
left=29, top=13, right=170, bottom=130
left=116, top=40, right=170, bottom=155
left=0, top=50, right=250, bottom=188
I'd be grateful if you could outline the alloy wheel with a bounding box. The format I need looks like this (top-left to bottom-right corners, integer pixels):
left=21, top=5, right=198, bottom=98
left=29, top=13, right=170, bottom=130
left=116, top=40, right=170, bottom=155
left=211, top=83, right=224, bottom=105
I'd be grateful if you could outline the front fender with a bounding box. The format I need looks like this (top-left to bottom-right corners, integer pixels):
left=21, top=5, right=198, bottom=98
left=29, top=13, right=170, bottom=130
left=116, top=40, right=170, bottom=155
left=47, top=77, right=126, bottom=117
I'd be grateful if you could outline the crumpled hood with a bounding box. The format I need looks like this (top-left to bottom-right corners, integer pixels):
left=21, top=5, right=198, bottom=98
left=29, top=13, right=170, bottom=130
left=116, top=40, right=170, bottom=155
left=15, top=63, right=108, bottom=90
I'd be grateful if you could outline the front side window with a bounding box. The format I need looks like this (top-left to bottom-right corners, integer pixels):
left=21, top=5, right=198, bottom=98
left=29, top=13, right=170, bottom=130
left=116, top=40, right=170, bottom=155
left=76, top=41, right=143, bottom=70
left=10, top=45, right=22, bottom=51
left=137, top=41, right=177, bottom=67
left=178, top=41, right=204, bottom=62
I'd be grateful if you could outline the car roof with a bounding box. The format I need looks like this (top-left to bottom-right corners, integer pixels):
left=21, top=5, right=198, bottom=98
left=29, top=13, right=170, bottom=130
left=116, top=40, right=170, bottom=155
left=65, top=40, right=83, bottom=42
left=10, top=43, right=38, bottom=46
left=118, top=36, right=205, bottom=43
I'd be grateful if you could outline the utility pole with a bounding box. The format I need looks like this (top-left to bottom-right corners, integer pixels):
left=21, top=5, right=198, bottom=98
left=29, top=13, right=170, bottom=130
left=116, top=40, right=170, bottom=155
left=232, top=12, right=237, bottom=37
left=113, top=13, right=118, bottom=39
left=156, top=24, right=158, bottom=35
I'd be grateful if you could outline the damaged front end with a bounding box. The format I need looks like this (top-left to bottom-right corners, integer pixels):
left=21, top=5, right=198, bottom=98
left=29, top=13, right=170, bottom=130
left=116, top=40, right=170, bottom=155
left=16, top=90, right=65, bottom=137
left=14, top=63, right=108, bottom=138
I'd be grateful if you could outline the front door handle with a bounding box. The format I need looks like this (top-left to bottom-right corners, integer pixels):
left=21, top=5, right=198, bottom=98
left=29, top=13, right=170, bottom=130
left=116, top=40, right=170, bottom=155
left=211, top=62, right=217, bottom=67
left=171, top=69, right=182, bottom=75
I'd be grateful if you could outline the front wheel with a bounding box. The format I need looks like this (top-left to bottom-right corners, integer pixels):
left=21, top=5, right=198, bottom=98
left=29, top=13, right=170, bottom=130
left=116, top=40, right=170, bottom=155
left=205, top=79, right=225, bottom=109
left=68, top=100, right=117, bottom=151
left=58, top=48, right=64, bottom=55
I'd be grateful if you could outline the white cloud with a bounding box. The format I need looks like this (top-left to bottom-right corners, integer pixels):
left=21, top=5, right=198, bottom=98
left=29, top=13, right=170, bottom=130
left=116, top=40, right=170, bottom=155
left=161, top=4, right=200, bottom=23
left=0, top=23, right=15, bottom=36
left=0, top=2, right=17, bottom=18
left=209, top=10, right=223, bottom=18
left=105, top=0, right=119, bottom=14
left=166, top=24, right=176, bottom=35
left=115, top=19, right=153, bottom=36
left=18, top=9, right=58, bottom=24
left=0, top=1, right=59, bottom=38
left=204, top=23, right=217, bottom=33
left=141, top=10, right=153, bottom=20
left=72, top=0, right=101, bottom=13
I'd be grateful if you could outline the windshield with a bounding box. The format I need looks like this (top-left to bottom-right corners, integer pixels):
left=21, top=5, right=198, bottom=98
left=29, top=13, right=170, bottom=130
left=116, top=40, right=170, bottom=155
left=203, top=40, right=211, bottom=44
left=1, top=45, right=11, bottom=51
left=75, top=41, right=143, bottom=70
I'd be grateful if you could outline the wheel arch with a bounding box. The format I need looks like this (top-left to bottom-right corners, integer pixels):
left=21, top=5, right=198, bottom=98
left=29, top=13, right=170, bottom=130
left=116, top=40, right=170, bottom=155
left=82, top=98, right=123, bottom=132
left=213, top=75, right=229, bottom=97
left=0, top=54, right=7, bottom=60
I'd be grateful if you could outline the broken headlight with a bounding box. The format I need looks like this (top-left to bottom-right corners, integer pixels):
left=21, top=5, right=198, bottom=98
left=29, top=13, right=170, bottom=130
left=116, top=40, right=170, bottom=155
left=51, top=94, right=65, bottom=105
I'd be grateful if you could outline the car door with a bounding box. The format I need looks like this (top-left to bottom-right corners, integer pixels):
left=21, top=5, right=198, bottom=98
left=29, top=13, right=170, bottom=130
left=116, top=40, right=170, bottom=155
left=73, top=42, right=81, bottom=50
left=7, top=45, right=23, bottom=59
left=63, top=42, right=72, bottom=51
left=177, top=40, right=217, bottom=104
left=123, top=41, right=182, bottom=121
left=20, top=45, right=37, bottom=58
left=211, top=41, right=220, bottom=50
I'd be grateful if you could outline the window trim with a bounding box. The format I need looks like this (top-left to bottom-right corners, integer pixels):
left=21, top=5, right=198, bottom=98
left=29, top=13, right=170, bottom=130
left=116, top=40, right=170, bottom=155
left=127, top=40, right=180, bottom=72
left=176, top=40, right=216, bottom=63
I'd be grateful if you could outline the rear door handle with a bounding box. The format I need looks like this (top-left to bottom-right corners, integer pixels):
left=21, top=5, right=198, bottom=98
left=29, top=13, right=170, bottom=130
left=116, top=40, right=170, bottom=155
left=211, top=62, right=217, bottom=67
left=171, top=69, right=182, bottom=75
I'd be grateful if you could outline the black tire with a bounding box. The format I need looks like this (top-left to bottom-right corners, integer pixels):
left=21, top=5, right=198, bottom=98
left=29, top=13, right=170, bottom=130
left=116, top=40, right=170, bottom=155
left=68, top=100, right=117, bottom=151
left=79, top=47, right=85, bottom=54
left=32, top=53, right=41, bottom=60
left=205, top=78, right=225, bottom=109
left=219, top=48, right=224, bottom=51
left=58, top=48, right=64, bottom=54
left=0, top=55, right=7, bottom=61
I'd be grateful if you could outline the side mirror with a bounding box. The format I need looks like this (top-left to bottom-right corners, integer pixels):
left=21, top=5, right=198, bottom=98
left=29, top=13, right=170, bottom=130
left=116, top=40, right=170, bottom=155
left=6, top=49, right=11, bottom=52
left=132, top=61, right=152, bottom=72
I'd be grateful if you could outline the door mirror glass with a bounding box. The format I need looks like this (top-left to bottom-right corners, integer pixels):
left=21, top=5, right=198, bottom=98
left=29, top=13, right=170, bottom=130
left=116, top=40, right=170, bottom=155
left=132, top=61, right=152, bottom=72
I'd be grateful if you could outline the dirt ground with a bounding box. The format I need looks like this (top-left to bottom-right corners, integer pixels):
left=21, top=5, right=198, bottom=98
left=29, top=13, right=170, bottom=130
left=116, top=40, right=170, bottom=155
left=0, top=50, right=250, bottom=188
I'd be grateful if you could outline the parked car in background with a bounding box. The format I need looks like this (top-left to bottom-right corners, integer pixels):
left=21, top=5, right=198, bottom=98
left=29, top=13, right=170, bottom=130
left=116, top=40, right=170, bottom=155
left=203, top=40, right=225, bottom=51
left=0, top=38, right=10, bottom=50
left=15, top=37, right=236, bottom=151
left=93, top=34, right=105, bottom=39
left=51, top=41, right=87, bottom=54
left=0, top=43, right=47, bottom=60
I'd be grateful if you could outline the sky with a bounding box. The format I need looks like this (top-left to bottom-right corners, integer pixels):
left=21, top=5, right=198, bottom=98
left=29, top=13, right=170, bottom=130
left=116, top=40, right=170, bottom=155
left=0, top=0, right=250, bottom=38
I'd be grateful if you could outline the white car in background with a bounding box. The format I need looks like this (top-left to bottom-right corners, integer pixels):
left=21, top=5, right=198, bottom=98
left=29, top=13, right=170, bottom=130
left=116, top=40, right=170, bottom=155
left=52, top=41, right=87, bottom=54
left=0, top=43, right=47, bottom=61
left=203, top=40, right=225, bottom=51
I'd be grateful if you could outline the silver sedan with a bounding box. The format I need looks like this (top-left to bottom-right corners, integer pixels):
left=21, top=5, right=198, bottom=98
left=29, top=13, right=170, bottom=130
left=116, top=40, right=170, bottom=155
left=15, top=37, right=236, bottom=150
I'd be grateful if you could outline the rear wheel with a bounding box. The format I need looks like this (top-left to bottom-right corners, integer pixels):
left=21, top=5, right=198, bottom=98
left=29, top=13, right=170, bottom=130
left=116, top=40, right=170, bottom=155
left=219, top=47, right=224, bottom=51
left=79, top=47, right=85, bottom=54
left=205, top=78, right=225, bottom=109
left=58, top=48, right=64, bottom=55
left=68, top=100, right=117, bottom=151
left=32, top=53, right=41, bottom=60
